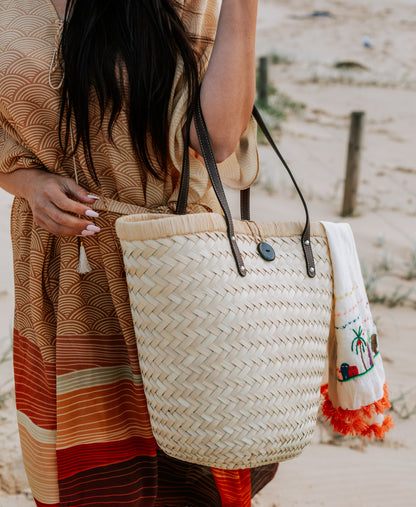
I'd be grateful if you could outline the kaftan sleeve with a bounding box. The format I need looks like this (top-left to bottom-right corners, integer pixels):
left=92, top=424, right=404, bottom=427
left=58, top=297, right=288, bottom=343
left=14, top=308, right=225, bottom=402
left=167, top=0, right=259, bottom=210
left=0, top=120, right=43, bottom=174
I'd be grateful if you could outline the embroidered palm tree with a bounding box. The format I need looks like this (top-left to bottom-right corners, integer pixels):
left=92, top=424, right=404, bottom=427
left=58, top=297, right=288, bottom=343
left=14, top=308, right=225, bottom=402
left=351, top=326, right=368, bottom=371
left=366, top=329, right=374, bottom=368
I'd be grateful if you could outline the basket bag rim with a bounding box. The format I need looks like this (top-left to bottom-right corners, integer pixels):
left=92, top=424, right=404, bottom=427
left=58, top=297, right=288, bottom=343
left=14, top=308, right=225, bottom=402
left=116, top=212, right=327, bottom=243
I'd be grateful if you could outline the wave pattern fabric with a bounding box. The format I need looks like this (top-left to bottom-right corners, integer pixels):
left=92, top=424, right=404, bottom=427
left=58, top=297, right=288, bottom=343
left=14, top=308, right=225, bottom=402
left=0, top=0, right=276, bottom=505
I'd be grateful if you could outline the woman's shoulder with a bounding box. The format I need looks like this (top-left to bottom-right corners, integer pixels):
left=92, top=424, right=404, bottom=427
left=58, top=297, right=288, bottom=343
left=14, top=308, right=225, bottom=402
left=0, top=0, right=56, bottom=31
left=0, top=0, right=59, bottom=108
left=0, top=0, right=57, bottom=52
left=179, top=0, right=220, bottom=17
left=178, top=0, right=220, bottom=37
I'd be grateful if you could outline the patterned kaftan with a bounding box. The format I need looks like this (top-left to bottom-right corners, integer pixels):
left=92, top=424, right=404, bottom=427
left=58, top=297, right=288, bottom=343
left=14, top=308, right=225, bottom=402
left=0, top=0, right=278, bottom=505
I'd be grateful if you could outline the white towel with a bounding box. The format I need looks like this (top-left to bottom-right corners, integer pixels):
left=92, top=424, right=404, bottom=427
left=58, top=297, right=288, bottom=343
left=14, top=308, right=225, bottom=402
left=320, top=222, right=393, bottom=438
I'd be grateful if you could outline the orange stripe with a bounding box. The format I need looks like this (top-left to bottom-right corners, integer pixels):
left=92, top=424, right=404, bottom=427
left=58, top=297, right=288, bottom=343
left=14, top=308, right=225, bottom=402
left=56, top=335, right=140, bottom=375
left=57, top=379, right=153, bottom=447
left=18, top=421, right=59, bottom=504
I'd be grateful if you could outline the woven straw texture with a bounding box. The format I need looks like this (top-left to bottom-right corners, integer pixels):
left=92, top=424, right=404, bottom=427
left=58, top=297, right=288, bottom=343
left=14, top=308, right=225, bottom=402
left=116, top=213, right=333, bottom=469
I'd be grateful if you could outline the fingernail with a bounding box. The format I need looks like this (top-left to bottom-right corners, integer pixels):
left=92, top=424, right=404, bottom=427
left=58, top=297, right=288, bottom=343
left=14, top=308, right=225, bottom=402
left=81, top=230, right=95, bottom=236
left=86, top=224, right=101, bottom=233
left=85, top=209, right=99, bottom=218
left=87, top=194, right=100, bottom=200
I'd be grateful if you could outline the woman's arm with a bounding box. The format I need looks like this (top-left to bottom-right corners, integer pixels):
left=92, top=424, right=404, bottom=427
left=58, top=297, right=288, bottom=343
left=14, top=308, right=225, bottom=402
left=0, top=169, right=100, bottom=236
left=0, top=124, right=100, bottom=237
left=190, top=0, right=258, bottom=162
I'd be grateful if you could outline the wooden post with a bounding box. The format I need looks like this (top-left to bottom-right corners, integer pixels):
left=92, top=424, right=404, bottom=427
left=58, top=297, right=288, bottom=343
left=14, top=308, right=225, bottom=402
left=341, top=111, right=365, bottom=216
left=258, top=57, right=268, bottom=106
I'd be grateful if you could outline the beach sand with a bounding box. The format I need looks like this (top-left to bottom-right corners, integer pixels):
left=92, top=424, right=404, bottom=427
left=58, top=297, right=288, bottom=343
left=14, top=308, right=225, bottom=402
left=0, top=0, right=415, bottom=505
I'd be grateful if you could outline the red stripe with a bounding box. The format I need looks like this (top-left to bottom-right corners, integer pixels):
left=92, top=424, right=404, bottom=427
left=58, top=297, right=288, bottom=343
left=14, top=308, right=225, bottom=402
left=13, top=329, right=57, bottom=430
left=57, top=437, right=156, bottom=480
left=211, top=468, right=252, bottom=507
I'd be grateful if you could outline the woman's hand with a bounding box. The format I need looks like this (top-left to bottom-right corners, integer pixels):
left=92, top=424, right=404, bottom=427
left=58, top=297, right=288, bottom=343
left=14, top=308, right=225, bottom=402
left=0, top=168, right=100, bottom=237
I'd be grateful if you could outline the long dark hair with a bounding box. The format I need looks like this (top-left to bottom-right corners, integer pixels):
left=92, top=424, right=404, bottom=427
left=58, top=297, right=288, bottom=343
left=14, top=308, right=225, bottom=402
left=59, top=0, right=201, bottom=181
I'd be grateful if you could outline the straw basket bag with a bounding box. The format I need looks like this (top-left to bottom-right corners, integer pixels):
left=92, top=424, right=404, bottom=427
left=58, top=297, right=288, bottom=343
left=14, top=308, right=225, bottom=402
left=115, top=98, right=333, bottom=469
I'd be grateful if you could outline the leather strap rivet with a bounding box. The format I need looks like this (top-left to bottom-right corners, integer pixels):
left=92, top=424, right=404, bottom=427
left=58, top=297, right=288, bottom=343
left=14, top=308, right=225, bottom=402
left=309, top=266, right=315, bottom=274
left=304, top=240, right=310, bottom=246
left=231, top=236, right=236, bottom=241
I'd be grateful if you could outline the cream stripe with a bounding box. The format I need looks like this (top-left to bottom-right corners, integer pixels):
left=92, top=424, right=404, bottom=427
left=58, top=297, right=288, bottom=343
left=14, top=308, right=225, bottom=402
left=17, top=410, right=57, bottom=443
left=57, top=365, right=143, bottom=395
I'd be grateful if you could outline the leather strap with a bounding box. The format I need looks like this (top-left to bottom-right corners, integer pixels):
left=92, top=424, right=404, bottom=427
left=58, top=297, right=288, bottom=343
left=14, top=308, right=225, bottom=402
left=193, top=99, right=247, bottom=276
left=176, top=98, right=316, bottom=278
left=176, top=116, right=192, bottom=215
left=240, top=188, right=251, bottom=222
left=252, top=106, right=315, bottom=278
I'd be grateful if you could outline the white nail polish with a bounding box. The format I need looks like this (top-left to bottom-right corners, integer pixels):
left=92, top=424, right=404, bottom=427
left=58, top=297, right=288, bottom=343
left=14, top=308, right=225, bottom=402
left=85, top=209, right=99, bottom=218
left=86, top=225, right=101, bottom=233
left=81, top=230, right=95, bottom=236
left=87, top=195, right=100, bottom=200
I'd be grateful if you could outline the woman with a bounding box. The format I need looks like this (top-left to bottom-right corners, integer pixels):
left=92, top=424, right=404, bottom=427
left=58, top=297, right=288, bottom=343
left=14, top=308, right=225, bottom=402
left=0, top=0, right=278, bottom=505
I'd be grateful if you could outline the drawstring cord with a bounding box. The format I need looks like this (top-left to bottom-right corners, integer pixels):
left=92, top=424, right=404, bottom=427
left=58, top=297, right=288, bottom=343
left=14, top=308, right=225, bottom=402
left=48, top=21, right=64, bottom=90
left=49, top=22, right=92, bottom=274
left=70, top=129, right=92, bottom=274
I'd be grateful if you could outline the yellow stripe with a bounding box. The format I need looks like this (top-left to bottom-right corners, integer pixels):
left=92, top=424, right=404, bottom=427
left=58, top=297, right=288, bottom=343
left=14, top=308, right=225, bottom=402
left=57, top=365, right=143, bottom=395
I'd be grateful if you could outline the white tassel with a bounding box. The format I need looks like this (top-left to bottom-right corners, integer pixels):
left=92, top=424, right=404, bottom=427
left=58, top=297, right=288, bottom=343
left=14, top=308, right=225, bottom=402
left=77, top=241, right=92, bottom=274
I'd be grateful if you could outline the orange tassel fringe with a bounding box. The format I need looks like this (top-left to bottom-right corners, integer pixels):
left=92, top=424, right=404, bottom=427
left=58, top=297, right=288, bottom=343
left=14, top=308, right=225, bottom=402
left=320, top=383, right=394, bottom=438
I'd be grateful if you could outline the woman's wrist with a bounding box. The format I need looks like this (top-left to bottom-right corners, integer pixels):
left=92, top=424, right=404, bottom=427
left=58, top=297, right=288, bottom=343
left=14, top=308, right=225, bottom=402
left=0, top=167, right=48, bottom=199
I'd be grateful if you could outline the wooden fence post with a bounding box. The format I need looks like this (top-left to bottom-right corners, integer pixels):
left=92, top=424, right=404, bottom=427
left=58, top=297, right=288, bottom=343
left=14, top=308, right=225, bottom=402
left=258, top=57, right=269, bottom=107
left=341, top=111, right=365, bottom=216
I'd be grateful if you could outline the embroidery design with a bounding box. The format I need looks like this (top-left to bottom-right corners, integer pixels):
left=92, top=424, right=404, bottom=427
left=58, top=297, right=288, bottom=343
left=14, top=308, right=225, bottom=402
left=336, top=326, right=380, bottom=382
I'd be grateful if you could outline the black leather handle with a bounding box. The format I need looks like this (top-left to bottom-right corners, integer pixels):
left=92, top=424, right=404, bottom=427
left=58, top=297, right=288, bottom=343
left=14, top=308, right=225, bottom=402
left=194, top=98, right=247, bottom=276
left=176, top=97, right=316, bottom=278
left=252, top=106, right=316, bottom=278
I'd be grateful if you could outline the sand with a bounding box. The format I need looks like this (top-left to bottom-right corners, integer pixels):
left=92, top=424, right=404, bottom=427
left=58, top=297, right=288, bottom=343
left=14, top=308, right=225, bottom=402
left=0, top=0, right=415, bottom=505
